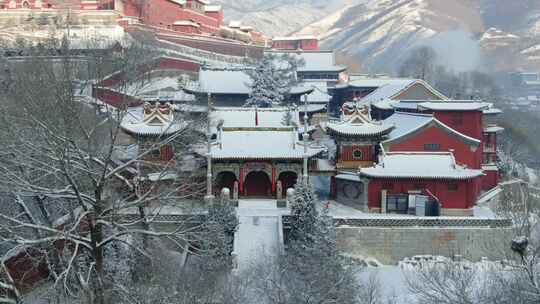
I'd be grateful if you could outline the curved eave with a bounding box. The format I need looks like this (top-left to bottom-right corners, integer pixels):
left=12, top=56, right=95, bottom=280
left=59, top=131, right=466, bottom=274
left=326, top=125, right=395, bottom=137
left=358, top=172, right=484, bottom=180
left=121, top=126, right=180, bottom=137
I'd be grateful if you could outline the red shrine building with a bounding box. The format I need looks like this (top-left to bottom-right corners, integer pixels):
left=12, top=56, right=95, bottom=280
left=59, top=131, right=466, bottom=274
left=271, top=36, right=319, bottom=51
left=1, top=0, right=226, bottom=35
left=208, top=108, right=325, bottom=198
left=331, top=100, right=504, bottom=217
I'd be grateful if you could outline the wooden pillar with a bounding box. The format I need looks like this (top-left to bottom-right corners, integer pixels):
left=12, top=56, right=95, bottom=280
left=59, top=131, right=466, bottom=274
left=271, top=166, right=276, bottom=193
left=239, top=167, right=244, bottom=195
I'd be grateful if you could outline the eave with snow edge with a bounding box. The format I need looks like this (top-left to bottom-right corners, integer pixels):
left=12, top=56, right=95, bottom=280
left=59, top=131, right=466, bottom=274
left=359, top=152, right=484, bottom=180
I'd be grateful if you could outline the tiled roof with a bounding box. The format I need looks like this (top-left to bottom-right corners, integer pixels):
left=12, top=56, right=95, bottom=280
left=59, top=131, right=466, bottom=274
left=418, top=101, right=491, bottom=111
left=382, top=112, right=481, bottom=146
left=327, top=107, right=394, bottom=137
left=120, top=106, right=183, bottom=136
left=359, top=152, right=484, bottom=180
left=361, top=79, right=447, bottom=103
left=212, top=107, right=299, bottom=129
left=209, top=129, right=325, bottom=160
left=185, top=69, right=312, bottom=95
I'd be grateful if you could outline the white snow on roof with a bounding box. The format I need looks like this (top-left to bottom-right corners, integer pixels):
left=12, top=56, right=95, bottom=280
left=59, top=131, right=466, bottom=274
left=360, top=152, right=484, bottom=180
left=305, top=81, right=332, bottom=103
left=188, top=69, right=312, bottom=95
left=173, top=20, right=200, bottom=27
left=348, top=78, right=414, bottom=89
left=204, top=4, right=221, bottom=11
left=371, top=98, right=399, bottom=110
left=327, top=121, right=394, bottom=137
left=349, top=79, right=447, bottom=103
left=298, top=103, right=327, bottom=113
left=391, top=100, right=423, bottom=110
left=418, top=101, right=490, bottom=111
left=484, top=125, right=505, bottom=133
left=124, top=76, right=195, bottom=102
left=336, top=173, right=361, bottom=182
left=120, top=106, right=183, bottom=136
left=210, top=129, right=324, bottom=160
left=228, top=20, right=242, bottom=28
left=383, top=112, right=434, bottom=141
left=383, top=112, right=481, bottom=146
left=212, top=107, right=299, bottom=128
left=327, top=109, right=394, bottom=137
left=483, top=107, right=502, bottom=115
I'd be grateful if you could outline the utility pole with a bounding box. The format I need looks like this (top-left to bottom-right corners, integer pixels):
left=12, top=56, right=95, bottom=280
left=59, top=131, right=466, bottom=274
left=205, top=92, right=215, bottom=203
left=303, top=94, right=309, bottom=185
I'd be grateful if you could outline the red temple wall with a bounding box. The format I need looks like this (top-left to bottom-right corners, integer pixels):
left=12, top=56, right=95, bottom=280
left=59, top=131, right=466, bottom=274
left=481, top=170, right=499, bottom=191
left=340, top=145, right=374, bottom=162
left=367, top=178, right=480, bottom=210
left=432, top=111, right=484, bottom=140
left=122, top=0, right=220, bottom=33
left=386, top=125, right=482, bottom=169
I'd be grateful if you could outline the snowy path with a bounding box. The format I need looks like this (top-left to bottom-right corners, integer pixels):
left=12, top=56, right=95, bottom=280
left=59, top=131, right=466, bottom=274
left=233, top=200, right=289, bottom=271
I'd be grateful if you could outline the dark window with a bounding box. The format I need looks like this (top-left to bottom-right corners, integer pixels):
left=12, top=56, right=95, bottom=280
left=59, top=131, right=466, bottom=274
left=424, top=143, right=441, bottom=151
left=387, top=195, right=409, bottom=214
left=353, top=149, right=363, bottom=160
left=448, top=183, right=458, bottom=192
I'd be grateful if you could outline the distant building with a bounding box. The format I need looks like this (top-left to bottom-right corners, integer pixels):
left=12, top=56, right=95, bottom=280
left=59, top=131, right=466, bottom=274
left=271, top=36, right=319, bottom=51
left=183, top=69, right=313, bottom=107
left=329, top=77, right=447, bottom=116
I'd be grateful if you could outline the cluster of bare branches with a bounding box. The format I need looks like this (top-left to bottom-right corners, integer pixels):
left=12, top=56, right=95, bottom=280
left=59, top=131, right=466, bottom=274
left=0, top=29, right=218, bottom=304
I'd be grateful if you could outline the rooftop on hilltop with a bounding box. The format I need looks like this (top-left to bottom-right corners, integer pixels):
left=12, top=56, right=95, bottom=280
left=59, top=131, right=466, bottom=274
left=359, top=152, right=484, bottom=180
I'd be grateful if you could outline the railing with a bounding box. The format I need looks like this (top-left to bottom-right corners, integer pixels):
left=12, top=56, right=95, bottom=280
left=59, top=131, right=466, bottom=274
left=282, top=215, right=512, bottom=228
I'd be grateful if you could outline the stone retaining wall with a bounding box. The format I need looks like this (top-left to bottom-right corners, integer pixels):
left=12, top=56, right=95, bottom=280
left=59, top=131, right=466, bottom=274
left=336, top=226, right=513, bottom=265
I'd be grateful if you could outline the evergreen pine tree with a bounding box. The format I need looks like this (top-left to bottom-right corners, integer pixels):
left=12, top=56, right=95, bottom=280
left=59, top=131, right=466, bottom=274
left=286, top=179, right=359, bottom=304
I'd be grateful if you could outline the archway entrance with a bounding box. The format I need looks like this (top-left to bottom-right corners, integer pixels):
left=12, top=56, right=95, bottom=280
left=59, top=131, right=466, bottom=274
left=244, top=171, right=271, bottom=197
left=278, top=171, right=298, bottom=192
left=215, top=171, right=237, bottom=194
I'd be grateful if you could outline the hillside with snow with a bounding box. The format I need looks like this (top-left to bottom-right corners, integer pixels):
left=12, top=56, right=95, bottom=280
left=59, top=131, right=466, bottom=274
left=219, top=0, right=540, bottom=73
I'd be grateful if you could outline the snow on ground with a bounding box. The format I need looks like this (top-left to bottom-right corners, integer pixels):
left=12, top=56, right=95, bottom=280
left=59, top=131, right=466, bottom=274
left=234, top=200, right=287, bottom=271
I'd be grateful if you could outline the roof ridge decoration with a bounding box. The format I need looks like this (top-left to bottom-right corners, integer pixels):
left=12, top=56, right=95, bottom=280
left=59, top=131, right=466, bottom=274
left=326, top=104, right=395, bottom=137
left=143, top=102, right=173, bottom=126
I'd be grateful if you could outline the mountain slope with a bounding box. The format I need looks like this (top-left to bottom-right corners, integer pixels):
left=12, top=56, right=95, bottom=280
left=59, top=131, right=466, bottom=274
left=295, top=0, right=485, bottom=72
left=213, top=0, right=367, bottom=37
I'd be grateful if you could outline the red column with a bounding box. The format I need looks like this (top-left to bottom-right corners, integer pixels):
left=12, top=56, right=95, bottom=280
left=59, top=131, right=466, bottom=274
left=271, top=167, right=276, bottom=193
left=239, top=167, right=244, bottom=195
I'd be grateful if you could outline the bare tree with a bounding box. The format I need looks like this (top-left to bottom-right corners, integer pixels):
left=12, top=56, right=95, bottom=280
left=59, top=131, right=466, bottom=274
left=0, top=32, right=210, bottom=304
